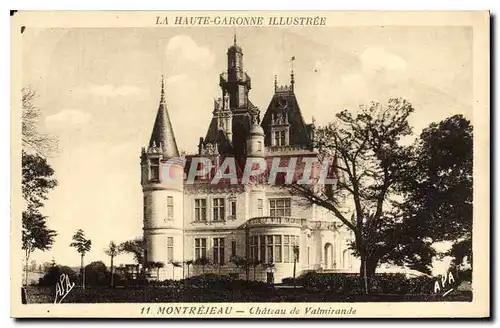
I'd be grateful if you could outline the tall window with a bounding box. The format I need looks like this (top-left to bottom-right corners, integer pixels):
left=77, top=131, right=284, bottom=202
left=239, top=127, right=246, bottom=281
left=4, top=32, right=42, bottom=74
left=194, top=238, right=207, bottom=260
left=250, top=236, right=258, bottom=261
left=274, top=130, right=286, bottom=146
left=257, top=141, right=263, bottom=152
left=213, top=238, right=225, bottom=265
left=259, top=236, right=266, bottom=263
left=166, top=237, right=174, bottom=262
left=269, top=198, right=291, bottom=217
left=150, top=159, right=160, bottom=181
left=266, top=236, right=273, bottom=263
left=213, top=198, right=225, bottom=221
left=274, top=235, right=282, bottom=263
left=284, top=235, right=290, bottom=263
left=257, top=199, right=264, bottom=216
left=195, top=199, right=207, bottom=222
left=230, top=200, right=237, bottom=217
left=231, top=241, right=237, bottom=257
left=166, top=196, right=174, bottom=221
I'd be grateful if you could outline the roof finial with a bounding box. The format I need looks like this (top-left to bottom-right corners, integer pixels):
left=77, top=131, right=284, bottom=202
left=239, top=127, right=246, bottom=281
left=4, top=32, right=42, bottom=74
left=290, top=56, right=295, bottom=91
left=274, top=75, right=278, bottom=92
left=233, top=33, right=237, bottom=45
left=160, top=74, right=165, bottom=102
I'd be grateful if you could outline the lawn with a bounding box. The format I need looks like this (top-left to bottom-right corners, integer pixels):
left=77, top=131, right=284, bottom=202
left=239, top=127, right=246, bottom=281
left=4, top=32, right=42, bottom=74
left=24, top=285, right=472, bottom=304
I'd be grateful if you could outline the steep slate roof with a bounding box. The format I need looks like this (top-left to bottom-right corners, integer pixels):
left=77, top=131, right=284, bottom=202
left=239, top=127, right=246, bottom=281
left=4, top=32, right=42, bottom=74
left=149, top=79, right=180, bottom=158
left=261, top=88, right=312, bottom=147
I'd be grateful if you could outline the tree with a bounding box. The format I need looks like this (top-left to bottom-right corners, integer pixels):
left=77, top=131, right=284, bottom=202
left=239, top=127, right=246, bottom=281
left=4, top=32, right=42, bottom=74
left=292, top=245, right=299, bottom=286
left=119, top=238, right=144, bottom=265
left=230, top=256, right=248, bottom=280
left=84, top=261, right=108, bottom=286
left=184, top=260, right=194, bottom=278
left=22, top=87, right=58, bottom=156
left=397, top=115, right=473, bottom=264
left=70, top=229, right=92, bottom=289
left=22, top=211, right=56, bottom=285
left=147, top=261, right=165, bottom=281
left=104, top=241, right=122, bottom=287
left=288, top=98, right=416, bottom=282
left=194, top=257, right=211, bottom=274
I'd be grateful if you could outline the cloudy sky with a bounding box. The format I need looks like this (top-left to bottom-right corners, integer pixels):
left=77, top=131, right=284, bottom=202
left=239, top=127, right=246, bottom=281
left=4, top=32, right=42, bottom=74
left=21, top=26, right=472, bottom=268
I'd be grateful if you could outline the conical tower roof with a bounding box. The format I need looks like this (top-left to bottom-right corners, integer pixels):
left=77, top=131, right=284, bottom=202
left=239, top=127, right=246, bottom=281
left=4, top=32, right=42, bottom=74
left=149, top=77, right=180, bottom=158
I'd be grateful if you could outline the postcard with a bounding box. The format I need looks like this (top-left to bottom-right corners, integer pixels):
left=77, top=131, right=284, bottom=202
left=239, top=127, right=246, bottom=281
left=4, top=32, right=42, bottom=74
left=11, top=11, right=490, bottom=318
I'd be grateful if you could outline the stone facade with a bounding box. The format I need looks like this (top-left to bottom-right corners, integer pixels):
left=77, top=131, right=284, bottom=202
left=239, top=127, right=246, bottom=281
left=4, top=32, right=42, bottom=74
left=140, top=37, right=359, bottom=282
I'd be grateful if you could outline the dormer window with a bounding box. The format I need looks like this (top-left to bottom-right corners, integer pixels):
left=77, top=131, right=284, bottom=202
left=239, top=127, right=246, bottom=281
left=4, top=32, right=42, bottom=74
left=273, top=130, right=287, bottom=146
left=149, top=158, right=160, bottom=181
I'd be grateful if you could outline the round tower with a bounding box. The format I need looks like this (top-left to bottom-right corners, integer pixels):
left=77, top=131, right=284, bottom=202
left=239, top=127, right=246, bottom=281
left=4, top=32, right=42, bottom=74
left=247, top=121, right=265, bottom=158
left=141, top=78, right=184, bottom=280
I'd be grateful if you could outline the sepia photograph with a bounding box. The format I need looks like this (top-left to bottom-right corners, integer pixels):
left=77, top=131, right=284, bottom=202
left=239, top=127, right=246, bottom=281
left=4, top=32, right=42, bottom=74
left=10, top=11, right=490, bottom=318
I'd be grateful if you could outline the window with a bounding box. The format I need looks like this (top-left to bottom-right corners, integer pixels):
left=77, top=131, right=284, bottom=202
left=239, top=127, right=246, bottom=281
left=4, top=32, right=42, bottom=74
left=230, top=200, right=237, bottom=217
left=213, top=198, right=225, bottom=221
left=250, top=236, right=258, bottom=261
left=238, top=85, right=245, bottom=107
left=269, top=198, right=291, bottom=217
left=259, top=236, right=266, bottom=263
left=283, top=235, right=290, bottom=263
left=257, top=199, right=263, bottom=216
left=194, top=238, right=207, bottom=260
left=257, top=141, right=263, bottom=152
left=166, top=196, right=174, bottom=221
left=195, top=199, right=207, bottom=222
left=167, top=237, right=173, bottom=262
left=150, top=159, right=160, bottom=181
left=231, top=241, right=237, bottom=257
left=213, top=238, right=225, bottom=265
left=274, top=235, right=282, bottom=263
left=274, top=130, right=286, bottom=146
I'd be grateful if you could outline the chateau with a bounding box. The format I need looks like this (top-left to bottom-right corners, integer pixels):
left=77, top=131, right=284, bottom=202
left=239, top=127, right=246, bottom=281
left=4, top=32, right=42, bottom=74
left=140, top=37, right=358, bottom=282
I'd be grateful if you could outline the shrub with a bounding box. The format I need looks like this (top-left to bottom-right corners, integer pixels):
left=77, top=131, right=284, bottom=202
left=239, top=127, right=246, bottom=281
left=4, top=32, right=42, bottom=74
left=284, top=272, right=436, bottom=295
left=38, top=266, right=78, bottom=286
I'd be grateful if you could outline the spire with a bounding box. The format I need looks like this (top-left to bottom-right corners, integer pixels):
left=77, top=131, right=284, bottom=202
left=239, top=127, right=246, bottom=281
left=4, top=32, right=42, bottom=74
left=149, top=77, right=180, bottom=158
left=274, top=75, right=278, bottom=92
left=160, top=74, right=165, bottom=103
left=290, top=56, right=296, bottom=91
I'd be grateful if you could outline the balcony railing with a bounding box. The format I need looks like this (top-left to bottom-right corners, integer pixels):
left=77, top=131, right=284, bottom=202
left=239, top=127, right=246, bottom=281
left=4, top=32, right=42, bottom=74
left=247, top=216, right=308, bottom=227
left=247, top=217, right=344, bottom=231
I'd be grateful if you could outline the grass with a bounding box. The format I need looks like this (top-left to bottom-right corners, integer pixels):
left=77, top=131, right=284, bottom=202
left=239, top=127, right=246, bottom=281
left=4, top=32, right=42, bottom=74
left=24, top=285, right=473, bottom=304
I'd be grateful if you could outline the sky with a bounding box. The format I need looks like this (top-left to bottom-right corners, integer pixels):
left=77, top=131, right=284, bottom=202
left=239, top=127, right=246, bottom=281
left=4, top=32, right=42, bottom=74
left=21, top=26, right=472, bottom=269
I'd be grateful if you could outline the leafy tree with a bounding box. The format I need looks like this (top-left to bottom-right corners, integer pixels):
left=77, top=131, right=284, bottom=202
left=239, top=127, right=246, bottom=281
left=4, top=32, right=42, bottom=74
left=194, top=257, right=211, bottom=274
left=147, top=261, right=165, bottom=281
left=104, top=241, right=122, bottom=287
left=70, top=229, right=92, bottom=289
left=84, top=261, right=108, bottom=286
left=22, top=211, right=56, bottom=285
left=22, top=87, right=58, bottom=156
left=119, top=238, right=144, bottom=265
left=289, top=98, right=415, bottom=282
left=396, top=114, right=473, bottom=266
left=38, top=265, right=77, bottom=286
left=21, top=150, right=58, bottom=286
